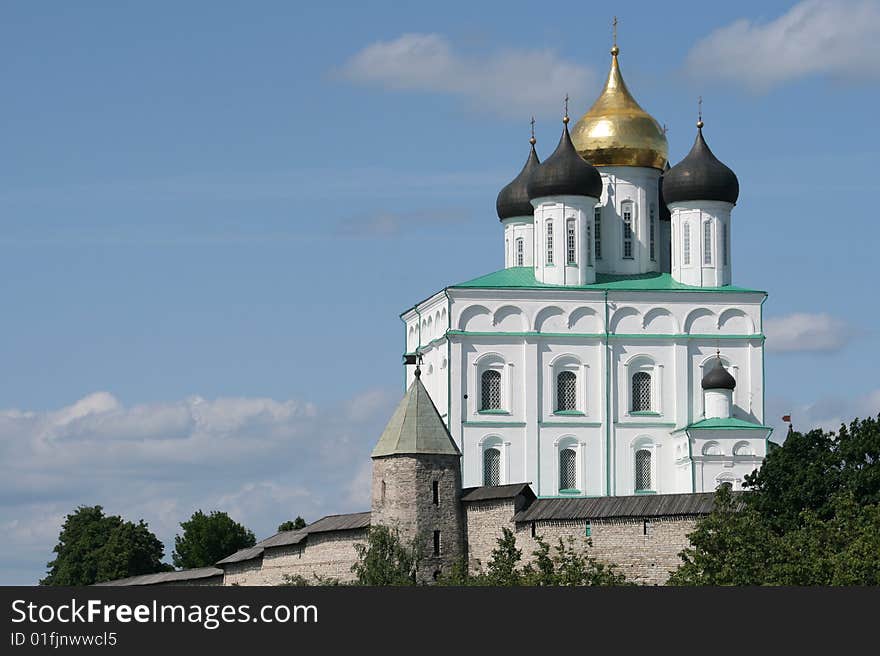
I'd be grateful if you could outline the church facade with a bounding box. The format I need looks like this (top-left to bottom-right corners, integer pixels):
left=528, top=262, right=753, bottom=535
left=101, top=40, right=773, bottom=588
left=402, top=43, right=771, bottom=498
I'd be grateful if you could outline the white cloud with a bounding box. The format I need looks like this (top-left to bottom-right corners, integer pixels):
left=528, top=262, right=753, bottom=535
left=764, top=312, right=852, bottom=353
left=0, top=388, right=398, bottom=584
left=768, top=388, right=880, bottom=437
left=341, top=33, right=594, bottom=118
left=685, top=0, right=880, bottom=90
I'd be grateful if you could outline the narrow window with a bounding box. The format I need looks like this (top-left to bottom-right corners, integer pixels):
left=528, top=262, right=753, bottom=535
left=556, top=371, right=577, bottom=411
left=566, top=219, right=576, bottom=264
left=704, top=220, right=713, bottom=265
left=433, top=530, right=441, bottom=556
left=483, top=447, right=501, bottom=486
left=516, top=238, right=524, bottom=266
left=622, top=205, right=634, bottom=259
left=432, top=480, right=439, bottom=506
left=643, top=519, right=653, bottom=535
left=683, top=222, right=691, bottom=265
left=632, top=372, right=652, bottom=412
left=381, top=480, right=386, bottom=504
left=587, top=224, right=593, bottom=266
left=635, top=449, right=652, bottom=491
left=594, top=207, right=602, bottom=260
left=723, top=223, right=729, bottom=266
left=649, top=204, right=656, bottom=261
left=531, top=522, right=536, bottom=538
left=480, top=370, right=501, bottom=410
left=546, top=221, right=554, bottom=265
left=559, top=448, right=577, bottom=491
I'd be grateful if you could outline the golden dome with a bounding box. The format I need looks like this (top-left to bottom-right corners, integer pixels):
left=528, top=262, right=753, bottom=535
left=571, top=47, right=668, bottom=170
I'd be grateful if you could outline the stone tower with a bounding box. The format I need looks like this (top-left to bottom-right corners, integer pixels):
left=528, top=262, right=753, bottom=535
left=371, top=367, right=463, bottom=582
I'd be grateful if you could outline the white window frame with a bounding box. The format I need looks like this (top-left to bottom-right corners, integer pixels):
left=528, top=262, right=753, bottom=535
left=549, top=356, right=588, bottom=416
left=479, top=436, right=508, bottom=486
left=649, top=203, right=656, bottom=262
left=703, top=219, right=713, bottom=265
left=723, top=222, right=729, bottom=266
left=566, top=218, right=577, bottom=265
left=626, top=356, right=661, bottom=415
left=622, top=201, right=635, bottom=259
left=594, top=207, right=602, bottom=260
left=474, top=354, right=508, bottom=414
left=554, top=436, right=584, bottom=494
left=546, top=220, right=554, bottom=265
left=632, top=437, right=657, bottom=493
left=516, top=237, right=524, bottom=266
left=683, top=221, right=691, bottom=265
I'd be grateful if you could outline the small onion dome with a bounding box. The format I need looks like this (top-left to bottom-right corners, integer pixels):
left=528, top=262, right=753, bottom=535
left=527, top=121, right=602, bottom=201
left=701, top=357, right=736, bottom=390
left=658, top=161, right=671, bottom=221
left=663, top=125, right=739, bottom=205
left=496, top=141, right=540, bottom=220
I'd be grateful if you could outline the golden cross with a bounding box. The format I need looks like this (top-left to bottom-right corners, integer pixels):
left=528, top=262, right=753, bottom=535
left=612, top=16, right=618, bottom=47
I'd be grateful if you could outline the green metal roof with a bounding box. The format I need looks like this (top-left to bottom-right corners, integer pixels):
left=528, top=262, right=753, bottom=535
left=452, top=267, right=764, bottom=293
left=685, top=417, right=772, bottom=431
left=371, top=372, right=461, bottom=458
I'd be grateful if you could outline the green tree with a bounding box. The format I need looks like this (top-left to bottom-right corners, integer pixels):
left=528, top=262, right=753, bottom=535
left=172, top=510, right=256, bottom=569
left=351, top=525, right=421, bottom=585
left=277, top=516, right=307, bottom=532
left=484, top=527, right=522, bottom=586
left=42, top=505, right=170, bottom=586
left=671, top=415, right=880, bottom=585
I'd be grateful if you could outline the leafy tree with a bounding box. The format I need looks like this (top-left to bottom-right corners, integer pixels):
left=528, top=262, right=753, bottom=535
left=42, top=505, right=170, bottom=586
left=277, top=516, right=307, bottom=532
left=172, top=510, right=256, bottom=569
left=484, top=527, right=522, bottom=586
left=351, top=525, right=421, bottom=585
left=671, top=415, right=880, bottom=585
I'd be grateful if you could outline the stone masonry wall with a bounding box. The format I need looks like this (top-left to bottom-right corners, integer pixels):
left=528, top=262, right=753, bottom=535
left=511, top=516, right=699, bottom=585
left=220, top=529, right=366, bottom=586
left=464, top=499, right=517, bottom=573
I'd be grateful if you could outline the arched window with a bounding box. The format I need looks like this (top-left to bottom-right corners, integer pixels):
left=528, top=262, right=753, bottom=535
left=481, top=370, right=501, bottom=410
left=649, top=203, right=656, bottom=261
left=631, top=372, right=652, bottom=412
left=559, top=448, right=577, bottom=491
left=622, top=203, right=634, bottom=259
left=703, top=220, right=713, bottom=265
left=546, top=220, right=554, bottom=265
left=635, top=449, right=652, bottom=491
left=556, top=371, right=577, bottom=411
left=594, top=207, right=602, bottom=259
left=683, top=222, right=691, bottom=265
left=483, top=447, right=501, bottom=486
left=516, top=238, right=524, bottom=266
left=587, top=223, right=593, bottom=266
left=566, top=219, right=576, bottom=264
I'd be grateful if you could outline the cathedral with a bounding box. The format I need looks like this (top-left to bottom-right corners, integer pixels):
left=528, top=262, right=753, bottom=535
left=402, top=40, right=772, bottom=498
left=103, top=39, right=773, bottom=587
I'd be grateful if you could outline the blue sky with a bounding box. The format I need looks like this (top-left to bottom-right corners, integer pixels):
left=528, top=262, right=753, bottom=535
left=1, top=0, right=879, bottom=584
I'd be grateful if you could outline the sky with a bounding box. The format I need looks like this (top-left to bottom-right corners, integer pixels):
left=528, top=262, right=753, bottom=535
left=1, top=0, right=879, bottom=584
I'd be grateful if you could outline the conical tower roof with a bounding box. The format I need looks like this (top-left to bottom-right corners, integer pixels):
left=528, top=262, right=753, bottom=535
left=496, top=139, right=540, bottom=220
left=371, top=369, right=461, bottom=458
left=663, top=123, right=739, bottom=205
left=571, top=45, right=668, bottom=170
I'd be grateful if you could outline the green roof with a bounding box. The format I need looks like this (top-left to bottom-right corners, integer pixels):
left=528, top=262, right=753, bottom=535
left=371, top=372, right=461, bottom=458
left=686, top=417, right=772, bottom=431
left=453, top=267, right=764, bottom=294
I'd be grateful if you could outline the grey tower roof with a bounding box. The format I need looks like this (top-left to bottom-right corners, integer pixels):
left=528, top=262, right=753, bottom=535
left=663, top=126, right=739, bottom=205
left=371, top=369, right=461, bottom=458
left=701, top=356, right=737, bottom=390
left=527, top=122, right=602, bottom=201
left=496, top=142, right=540, bottom=220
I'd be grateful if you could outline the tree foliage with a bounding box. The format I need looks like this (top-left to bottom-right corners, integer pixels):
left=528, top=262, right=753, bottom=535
left=277, top=516, right=307, bottom=532
left=42, top=505, right=170, bottom=586
left=670, top=415, right=880, bottom=585
left=172, top=510, right=256, bottom=569
left=351, top=525, right=421, bottom=585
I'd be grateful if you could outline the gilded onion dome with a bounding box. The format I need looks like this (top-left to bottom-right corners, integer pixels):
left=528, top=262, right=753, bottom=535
left=571, top=46, right=668, bottom=170
left=663, top=122, right=739, bottom=205
left=527, top=118, right=602, bottom=201
left=496, top=138, right=540, bottom=220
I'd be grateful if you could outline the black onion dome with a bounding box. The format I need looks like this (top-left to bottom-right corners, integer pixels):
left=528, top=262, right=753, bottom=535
left=496, top=142, right=540, bottom=220
left=663, top=127, right=739, bottom=205
left=527, top=123, right=602, bottom=201
left=658, top=161, right=671, bottom=221
left=701, top=357, right=736, bottom=390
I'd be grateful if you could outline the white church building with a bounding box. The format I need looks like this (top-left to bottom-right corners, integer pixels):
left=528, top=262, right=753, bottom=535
left=401, top=43, right=772, bottom=499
